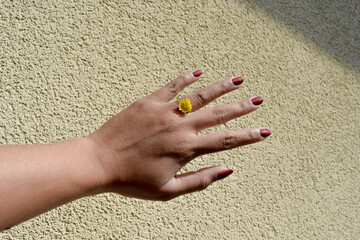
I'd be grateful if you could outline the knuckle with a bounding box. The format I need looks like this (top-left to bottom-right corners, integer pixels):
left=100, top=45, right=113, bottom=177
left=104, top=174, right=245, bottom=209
left=174, top=140, right=193, bottom=155
left=167, top=74, right=188, bottom=96
left=177, top=75, right=188, bottom=86
left=237, top=100, right=249, bottom=113
left=213, top=106, right=227, bottom=124
left=197, top=173, right=210, bottom=191
left=222, top=131, right=237, bottom=149
left=194, top=91, right=207, bottom=105
left=167, top=82, right=178, bottom=96
left=133, top=98, right=148, bottom=109
left=247, top=128, right=259, bottom=141
left=219, top=80, right=228, bottom=94
left=163, top=118, right=179, bottom=132
left=171, top=139, right=195, bottom=161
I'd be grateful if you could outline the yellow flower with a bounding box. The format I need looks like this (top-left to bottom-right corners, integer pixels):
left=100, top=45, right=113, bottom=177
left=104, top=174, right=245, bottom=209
left=178, top=98, right=192, bottom=113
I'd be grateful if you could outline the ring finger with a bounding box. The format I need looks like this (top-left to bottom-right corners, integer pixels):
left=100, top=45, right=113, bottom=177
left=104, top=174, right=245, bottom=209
left=194, top=128, right=271, bottom=155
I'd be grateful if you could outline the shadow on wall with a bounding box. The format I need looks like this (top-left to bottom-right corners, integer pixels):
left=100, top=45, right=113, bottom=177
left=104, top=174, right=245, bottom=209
left=246, top=0, right=360, bottom=72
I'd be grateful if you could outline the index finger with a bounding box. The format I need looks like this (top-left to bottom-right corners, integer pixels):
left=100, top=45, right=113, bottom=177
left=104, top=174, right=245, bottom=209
left=169, top=76, right=244, bottom=112
left=149, top=70, right=203, bottom=102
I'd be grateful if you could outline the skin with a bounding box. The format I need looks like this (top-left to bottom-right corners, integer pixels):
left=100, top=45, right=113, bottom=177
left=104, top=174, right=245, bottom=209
left=0, top=70, right=270, bottom=231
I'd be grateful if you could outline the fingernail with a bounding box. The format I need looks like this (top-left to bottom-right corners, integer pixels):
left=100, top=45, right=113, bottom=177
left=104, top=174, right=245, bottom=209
left=193, top=70, right=203, bottom=77
left=217, top=169, right=233, bottom=180
left=232, top=77, right=244, bottom=86
left=260, top=129, right=271, bottom=137
left=251, top=97, right=264, bottom=105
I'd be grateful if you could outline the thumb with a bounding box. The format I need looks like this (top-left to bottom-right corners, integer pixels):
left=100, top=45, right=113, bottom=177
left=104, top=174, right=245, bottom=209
left=161, top=166, right=233, bottom=200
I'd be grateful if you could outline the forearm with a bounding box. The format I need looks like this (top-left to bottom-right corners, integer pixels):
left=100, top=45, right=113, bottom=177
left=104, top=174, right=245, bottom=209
left=0, top=137, right=104, bottom=231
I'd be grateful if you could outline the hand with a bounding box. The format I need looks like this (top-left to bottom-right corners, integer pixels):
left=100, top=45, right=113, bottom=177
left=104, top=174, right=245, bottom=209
left=87, top=70, right=271, bottom=201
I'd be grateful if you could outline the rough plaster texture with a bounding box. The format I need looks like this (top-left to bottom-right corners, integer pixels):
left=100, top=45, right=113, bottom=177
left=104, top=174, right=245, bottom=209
left=0, top=0, right=359, bottom=239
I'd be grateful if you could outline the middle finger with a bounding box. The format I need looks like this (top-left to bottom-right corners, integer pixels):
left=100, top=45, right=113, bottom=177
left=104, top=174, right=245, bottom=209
left=189, top=97, right=263, bottom=131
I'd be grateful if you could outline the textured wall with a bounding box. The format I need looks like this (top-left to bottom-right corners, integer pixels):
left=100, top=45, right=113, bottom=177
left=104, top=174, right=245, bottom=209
left=1, top=0, right=359, bottom=239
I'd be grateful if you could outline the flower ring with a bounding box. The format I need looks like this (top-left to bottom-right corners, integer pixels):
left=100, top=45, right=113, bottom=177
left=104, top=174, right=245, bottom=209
left=178, top=98, right=192, bottom=113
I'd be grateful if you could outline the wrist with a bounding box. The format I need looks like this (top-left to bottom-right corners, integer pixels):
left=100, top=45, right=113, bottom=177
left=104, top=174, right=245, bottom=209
left=69, top=137, right=109, bottom=196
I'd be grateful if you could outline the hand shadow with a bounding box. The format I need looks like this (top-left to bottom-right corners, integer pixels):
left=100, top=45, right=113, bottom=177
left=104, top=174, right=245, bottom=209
left=246, top=0, right=360, bottom=72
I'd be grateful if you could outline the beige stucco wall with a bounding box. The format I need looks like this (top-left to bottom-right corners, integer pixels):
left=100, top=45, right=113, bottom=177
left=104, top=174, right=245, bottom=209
left=1, top=0, right=359, bottom=239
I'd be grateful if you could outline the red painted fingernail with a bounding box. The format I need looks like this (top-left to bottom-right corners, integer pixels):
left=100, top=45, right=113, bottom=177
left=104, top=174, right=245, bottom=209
left=193, top=70, right=203, bottom=77
left=251, top=97, right=264, bottom=105
left=217, top=169, right=233, bottom=180
left=232, top=77, right=244, bottom=86
left=260, top=129, right=271, bottom=137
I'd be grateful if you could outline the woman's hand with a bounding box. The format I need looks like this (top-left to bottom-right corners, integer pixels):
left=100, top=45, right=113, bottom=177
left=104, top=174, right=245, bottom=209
left=87, top=70, right=271, bottom=201
left=0, top=70, right=271, bottom=230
